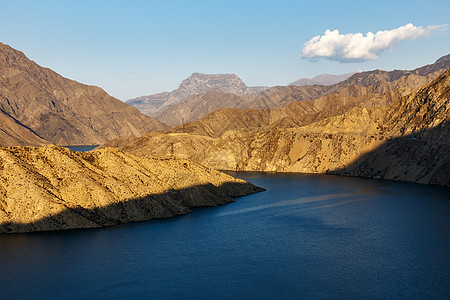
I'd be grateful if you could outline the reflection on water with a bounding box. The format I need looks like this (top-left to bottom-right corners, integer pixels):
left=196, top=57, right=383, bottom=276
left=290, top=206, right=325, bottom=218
left=215, top=192, right=359, bottom=217
left=0, top=172, right=449, bottom=299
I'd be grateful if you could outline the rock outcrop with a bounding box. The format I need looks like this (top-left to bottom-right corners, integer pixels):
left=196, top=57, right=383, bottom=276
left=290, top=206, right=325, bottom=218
left=103, top=69, right=450, bottom=187
left=0, top=42, right=167, bottom=146
left=0, top=145, right=263, bottom=234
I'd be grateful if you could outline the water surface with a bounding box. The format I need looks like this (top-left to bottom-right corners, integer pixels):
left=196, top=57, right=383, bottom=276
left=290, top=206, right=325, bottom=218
left=63, top=145, right=98, bottom=152
left=0, top=173, right=449, bottom=299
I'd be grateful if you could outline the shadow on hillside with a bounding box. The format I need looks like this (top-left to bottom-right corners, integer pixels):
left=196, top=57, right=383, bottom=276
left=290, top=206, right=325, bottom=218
left=0, top=181, right=265, bottom=235
left=329, top=123, right=449, bottom=187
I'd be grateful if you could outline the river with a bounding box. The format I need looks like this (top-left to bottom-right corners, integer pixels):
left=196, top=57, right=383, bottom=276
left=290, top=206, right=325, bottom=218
left=0, top=172, right=449, bottom=299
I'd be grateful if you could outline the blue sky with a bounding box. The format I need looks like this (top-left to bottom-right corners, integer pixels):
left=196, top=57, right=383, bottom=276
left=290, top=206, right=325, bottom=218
left=1, top=0, right=449, bottom=100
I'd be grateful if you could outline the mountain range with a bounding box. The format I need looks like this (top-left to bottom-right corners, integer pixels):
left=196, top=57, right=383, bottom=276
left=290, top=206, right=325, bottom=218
left=144, top=54, right=450, bottom=127
left=103, top=64, right=450, bottom=187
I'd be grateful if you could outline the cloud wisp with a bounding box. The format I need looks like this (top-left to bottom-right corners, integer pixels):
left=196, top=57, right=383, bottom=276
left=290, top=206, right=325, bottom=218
left=301, top=23, right=447, bottom=62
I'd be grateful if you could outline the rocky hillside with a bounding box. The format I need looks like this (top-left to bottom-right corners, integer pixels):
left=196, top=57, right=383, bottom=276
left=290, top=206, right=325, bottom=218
left=0, top=42, right=167, bottom=146
left=103, top=69, right=450, bottom=187
left=126, top=72, right=269, bottom=117
left=289, top=72, right=355, bottom=86
left=0, top=145, right=263, bottom=234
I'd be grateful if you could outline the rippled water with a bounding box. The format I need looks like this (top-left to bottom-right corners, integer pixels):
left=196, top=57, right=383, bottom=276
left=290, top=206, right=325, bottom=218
left=0, top=173, right=449, bottom=299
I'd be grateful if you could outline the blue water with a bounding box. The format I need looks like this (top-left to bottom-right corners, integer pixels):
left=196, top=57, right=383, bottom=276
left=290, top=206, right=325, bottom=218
left=0, top=173, right=449, bottom=299
left=64, top=145, right=98, bottom=152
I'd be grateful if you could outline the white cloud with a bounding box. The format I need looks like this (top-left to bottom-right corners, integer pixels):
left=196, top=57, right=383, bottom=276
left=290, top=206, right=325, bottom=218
left=301, top=23, right=447, bottom=62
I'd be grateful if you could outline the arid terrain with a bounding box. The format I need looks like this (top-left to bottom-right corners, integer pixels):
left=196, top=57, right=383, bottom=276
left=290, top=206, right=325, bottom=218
left=0, top=145, right=263, bottom=234
left=104, top=67, right=450, bottom=187
left=0, top=42, right=448, bottom=235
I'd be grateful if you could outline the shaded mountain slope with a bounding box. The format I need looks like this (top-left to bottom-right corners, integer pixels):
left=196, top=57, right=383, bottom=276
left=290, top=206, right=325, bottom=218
left=0, top=42, right=167, bottom=146
left=0, top=110, right=48, bottom=146
left=333, top=126, right=449, bottom=186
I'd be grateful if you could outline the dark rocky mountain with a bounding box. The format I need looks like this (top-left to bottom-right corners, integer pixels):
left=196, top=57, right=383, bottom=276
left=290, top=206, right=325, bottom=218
left=289, top=72, right=355, bottom=86
left=125, top=72, right=269, bottom=117
left=0, top=42, right=167, bottom=146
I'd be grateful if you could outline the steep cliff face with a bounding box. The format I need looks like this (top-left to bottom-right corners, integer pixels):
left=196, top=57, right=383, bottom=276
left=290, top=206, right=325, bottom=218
left=103, top=69, right=450, bottom=186
left=0, top=145, right=263, bottom=234
left=0, top=42, right=167, bottom=146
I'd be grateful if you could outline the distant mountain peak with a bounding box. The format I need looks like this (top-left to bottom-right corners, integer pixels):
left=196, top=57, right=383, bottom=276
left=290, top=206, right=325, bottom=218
left=289, top=72, right=356, bottom=86
left=190, top=72, right=239, bottom=78
left=126, top=72, right=269, bottom=116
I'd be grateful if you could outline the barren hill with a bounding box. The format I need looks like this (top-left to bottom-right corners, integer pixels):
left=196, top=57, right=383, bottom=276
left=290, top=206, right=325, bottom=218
left=0, top=42, right=167, bottom=146
left=0, top=145, right=263, bottom=234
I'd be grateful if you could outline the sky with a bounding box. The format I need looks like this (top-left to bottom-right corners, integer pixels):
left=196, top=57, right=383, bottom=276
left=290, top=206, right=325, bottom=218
left=1, top=0, right=449, bottom=100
